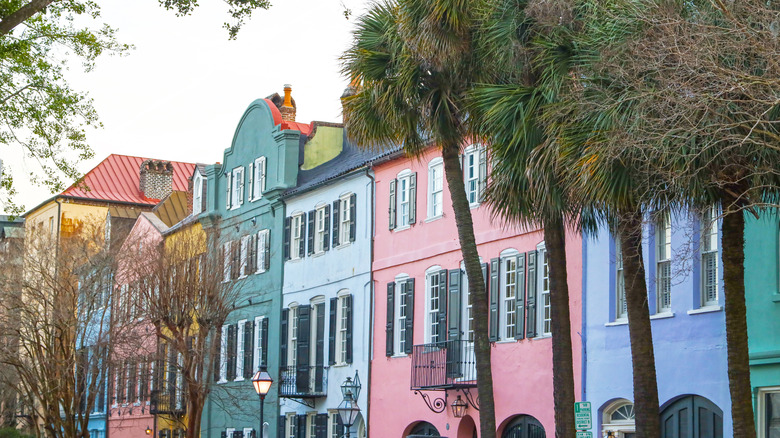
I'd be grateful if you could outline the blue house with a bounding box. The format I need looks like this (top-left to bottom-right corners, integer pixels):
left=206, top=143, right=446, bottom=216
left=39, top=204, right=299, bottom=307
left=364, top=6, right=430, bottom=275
left=582, top=209, right=731, bottom=437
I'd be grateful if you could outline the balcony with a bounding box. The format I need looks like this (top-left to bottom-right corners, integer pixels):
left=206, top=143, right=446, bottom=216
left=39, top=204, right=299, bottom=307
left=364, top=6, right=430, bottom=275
left=149, top=390, right=185, bottom=415
left=278, top=365, right=327, bottom=398
left=410, top=340, right=477, bottom=390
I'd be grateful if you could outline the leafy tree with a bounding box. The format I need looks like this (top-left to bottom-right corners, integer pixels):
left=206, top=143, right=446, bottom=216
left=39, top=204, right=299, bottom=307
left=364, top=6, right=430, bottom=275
left=341, top=1, right=499, bottom=436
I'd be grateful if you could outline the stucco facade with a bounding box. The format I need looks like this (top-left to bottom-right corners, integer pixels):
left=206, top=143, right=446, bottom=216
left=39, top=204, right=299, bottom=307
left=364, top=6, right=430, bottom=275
left=369, top=147, right=583, bottom=438
left=582, top=211, right=731, bottom=437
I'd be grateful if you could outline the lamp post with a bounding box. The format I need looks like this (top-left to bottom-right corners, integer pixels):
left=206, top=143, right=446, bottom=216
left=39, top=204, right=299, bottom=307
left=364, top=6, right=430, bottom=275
left=337, top=372, right=362, bottom=438
left=252, top=367, right=273, bottom=438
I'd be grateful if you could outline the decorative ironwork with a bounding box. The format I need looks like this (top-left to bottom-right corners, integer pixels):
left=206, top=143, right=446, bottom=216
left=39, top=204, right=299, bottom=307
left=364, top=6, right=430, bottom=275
left=458, top=387, right=480, bottom=411
left=278, top=365, right=327, bottom=398
left=149, top=390, right=185, bottom=416
left=413, top=390, right=447, bottom=413
left=411, top=340, right=477, bottom=390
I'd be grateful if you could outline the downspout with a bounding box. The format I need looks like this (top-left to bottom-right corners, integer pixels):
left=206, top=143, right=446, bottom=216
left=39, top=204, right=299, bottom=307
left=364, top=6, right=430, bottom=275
left=364, top=167, right=375, bottom=438
left=580, top=234, right=587, bottom=403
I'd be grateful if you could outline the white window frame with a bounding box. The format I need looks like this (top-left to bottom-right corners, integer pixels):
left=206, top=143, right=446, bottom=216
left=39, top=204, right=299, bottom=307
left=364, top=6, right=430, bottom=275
left=286, top=412, right=297, bottom=438
left=231, top=167, right=244, bottom=209
left=253, top=316, right=265, bottom=373
left=256, top=229, right=270, bottom=274
left=336, top=290, right=350, bottom=364
left=328, top=411, right=341, bottom=438
left=309, top=297, right=324, bottom=387
left=462, top=144, right=485, bottom=206
left=427, top=158, right=444, bottom=220
left=396, top=170, right=412, bottom=229
left=394, top=274, right=410, bottom=355
left=306, top=412, right=317, bottom=438
left=243, top=428, right=254, bottom=438
left=537, top=242, right=551, bottom=336
left=500, top=249, right=520, bottom=340
left=252, top=156, right=266, bottom=201
left=291, top=214, right=304, bottom=260
left=288, top=304, right=299, bottom=367
left=758, top=386, right=780, bottom=438
left=239, top=235, right=249, bottom=278
left=615, top=237, right=627, bottom=321
left=701, top=205, right=719, bottom=307
left=338, top=194, right=352, bottom=246
left=235, top=319, right=246, bottom=381
left=315, top=205, right=327, bottom=254
left=219, top=325, right=228, bottom=383
left=193, top=172, right=203, bottom=215
left=223, top=242, right=231, bottom=282
left=656, top=212, right=672, bottom=313
left=424, top=266, right=443, bottom=344
left=225, top=429, right=235, bottom=438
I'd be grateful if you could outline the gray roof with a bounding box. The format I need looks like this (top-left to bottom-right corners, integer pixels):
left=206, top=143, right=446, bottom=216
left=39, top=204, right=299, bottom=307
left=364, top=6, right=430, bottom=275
left=284, top=132, right=400, bottom=198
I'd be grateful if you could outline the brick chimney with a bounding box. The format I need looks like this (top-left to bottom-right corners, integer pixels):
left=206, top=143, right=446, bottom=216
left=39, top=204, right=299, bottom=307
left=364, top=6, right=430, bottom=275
left=280, top=84, right=296, bottom=122
left=139, top=160, right=174, bottom=200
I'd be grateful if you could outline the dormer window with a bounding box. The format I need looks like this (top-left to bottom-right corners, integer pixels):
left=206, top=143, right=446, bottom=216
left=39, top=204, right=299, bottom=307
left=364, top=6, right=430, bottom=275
left=193, top=172, right=204, bottom=215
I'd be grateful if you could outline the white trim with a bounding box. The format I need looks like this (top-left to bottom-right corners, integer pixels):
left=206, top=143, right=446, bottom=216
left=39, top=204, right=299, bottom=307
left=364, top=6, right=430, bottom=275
left=253, top=315, right=265, bottom=372
left=687, top=305, right=723, bottom=315
left=650, top=312, right=675, bottom=320
left=252, top=156, right=266, bottom=201
left=758, top=386, right=780, bottom=438
left=235, top=319, right=247, bottom=381
left=219, top=325, right=228, bottom=383
left=427, top=158, right=444, bottom=219
left=537, top=241, right=551, bottom=336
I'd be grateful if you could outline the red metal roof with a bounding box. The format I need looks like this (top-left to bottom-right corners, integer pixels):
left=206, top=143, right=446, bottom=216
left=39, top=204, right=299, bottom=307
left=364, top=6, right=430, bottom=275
left=61, top=154, right=196, bottom=205
left=263, top=98, right=312, bottom=136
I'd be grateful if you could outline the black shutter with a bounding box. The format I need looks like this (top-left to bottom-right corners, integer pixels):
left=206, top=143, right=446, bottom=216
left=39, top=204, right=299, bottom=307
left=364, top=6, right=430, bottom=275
left=516, top=253, right=526, bottom=340
left=404, top=279, right=414, bottom=354
left=323, top=205, right=330, bottom=251
left=261, top=317, right=269, bottom=366
left=280, top=309, right=289, bottom=368
left=212, top=329, right=220, bottom=382
left=298, top=218, right=305, bottom=259
left=526, top=250, right=538, bottom=338
left=307, top=210, right=315, bottom=255
left=226, top=324, right=237, bottom=381
left=315, top=304, right=325, bottom=392
left=244, top=320, right=254, bottom=378
left=447, top=269, right=462, bottom=377
left=386, top=282, right=394, bottom=356
left=349, top=193, right=357, bottom=242
left=388, top=179, right=397, bottom=230
left=220, top=432, right=227, bottom=438
left=263, top=230, right=271, bottom=271
left=329, top=298, right=337, bottom=365
left=345, top=294, right=353, bottom=363
left=437, top=270, right=448, bottom=344
left=409, top=172, right=417, bottom=224
left=234, top=431, right=244, bottom=438
left=489, top=258, right=500, bottom=342
left=279, top=416, right=286, bottom=438
left=332, top=200, right=340, bottom=246
left=283, top=217, right=291, bottom=260
left=296, top=305, right=310, bottom=393
left=315, top=413, right=329, bottom=438
left=297, top=415, right=307, bottom=438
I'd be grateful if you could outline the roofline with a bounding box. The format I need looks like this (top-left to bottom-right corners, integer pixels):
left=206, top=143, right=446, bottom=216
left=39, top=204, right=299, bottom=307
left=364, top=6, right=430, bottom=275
left=23, top=194, right=156, bottom=217
left=281, top=166, right=369, bottom=199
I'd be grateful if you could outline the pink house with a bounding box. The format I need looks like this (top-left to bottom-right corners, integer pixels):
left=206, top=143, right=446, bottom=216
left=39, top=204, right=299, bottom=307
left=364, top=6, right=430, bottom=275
left=369, top=146, right=583, bottom=437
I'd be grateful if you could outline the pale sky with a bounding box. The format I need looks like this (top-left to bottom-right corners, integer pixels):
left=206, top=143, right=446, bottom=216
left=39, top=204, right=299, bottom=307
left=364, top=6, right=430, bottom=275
left=3, top=0, right=370, bottom=214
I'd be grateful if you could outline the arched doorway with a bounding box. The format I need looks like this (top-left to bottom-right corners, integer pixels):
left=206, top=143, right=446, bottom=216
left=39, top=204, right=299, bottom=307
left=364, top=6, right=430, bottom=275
left=601, top=399, right=635, bottom=437
left=660, top=395, right=723, bottom=438
left=501, top=415, right=545, bottom=438
left=407, top=421, right=441, bottom=437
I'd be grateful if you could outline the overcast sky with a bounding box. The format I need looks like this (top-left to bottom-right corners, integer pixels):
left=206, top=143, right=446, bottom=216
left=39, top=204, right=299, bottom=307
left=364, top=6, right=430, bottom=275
left=3, top=0, right=370, bottom=214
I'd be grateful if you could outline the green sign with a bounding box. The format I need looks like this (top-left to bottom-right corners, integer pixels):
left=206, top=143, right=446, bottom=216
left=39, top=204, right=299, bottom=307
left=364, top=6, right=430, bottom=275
left=576, top=432, right=592, bottom=438
left=574, top=401, right=592, bottom=430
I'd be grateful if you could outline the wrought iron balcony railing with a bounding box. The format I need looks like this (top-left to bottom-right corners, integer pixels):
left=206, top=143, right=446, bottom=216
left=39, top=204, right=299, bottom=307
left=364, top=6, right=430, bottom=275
left=410, top=340, right=477, bottom=390
left=278, top=365, right=327, bottom=398
left=149, top=390, right=185, bottom=415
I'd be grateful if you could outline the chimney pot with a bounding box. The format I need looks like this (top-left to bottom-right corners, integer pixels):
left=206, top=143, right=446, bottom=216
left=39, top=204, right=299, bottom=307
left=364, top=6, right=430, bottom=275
left=280, top=84, right=296, bottom=122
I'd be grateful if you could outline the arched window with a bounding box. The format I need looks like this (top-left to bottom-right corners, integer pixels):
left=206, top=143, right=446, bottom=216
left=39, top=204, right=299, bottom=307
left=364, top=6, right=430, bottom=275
left=502, top=415, right=546, bottom=438
left=408, top=422, right=440, bottom=437
left=660, top=395, right=722, bottom=438
left=601, top=399, right=635, bottom=437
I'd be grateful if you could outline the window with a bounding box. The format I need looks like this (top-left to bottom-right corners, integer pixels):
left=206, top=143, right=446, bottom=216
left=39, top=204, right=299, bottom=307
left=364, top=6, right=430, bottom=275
left=601, top=400, right=635, bottom=438
left=501, top=251, right=519, bottom=339
left=219, top=325, right=228, bottom=382
left=389, top=170, right=416, bottom=230
left=428, top=158, right=443, bottom=219
left=291, top=214, right=304, bottom=260
left=231, top=167, right=244, bottom=208
left=615, top=237, right=627, bottom=321
left=252, top=156, right=266, bottom=200
left=337, top=294, right=349, bottom=364
left=395, top=279, right=409, bottom=354
left=462, top=145, right=486, bottom=206
left=286, top=413, right=297, bottom=438
left=307, top=413, right=317, bottom=438
left=656, top=213, right=672, bottom=313
left=328, top=412, right=343, bottom=438
left=288, top=305, right=299, bottom=366
left=758, top=387, right=780, bottom=438
left=538, top=243, right=551, bottom=336
left=253, top=316, right=267, bottom=373
left=386, top=276, right=414, bottom=356
left=239, top=236, right=250, bottom=278
left=337, top=194, right=354, bottom=246
left=256, top=229, right=270, bottom=273
left=701, top=205, right=719, bottom=307
left=193, top=172, right=204, bottom=215
left=426, top=267, right=443, bottom=344
left=236, top=320, right=246, bottom=381
left=315, top=206, right=327, bottom=254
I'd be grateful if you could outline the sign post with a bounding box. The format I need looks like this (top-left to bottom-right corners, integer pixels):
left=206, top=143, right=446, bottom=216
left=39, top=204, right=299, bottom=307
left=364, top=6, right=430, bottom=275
left=575, top=401, right=592, bottom=438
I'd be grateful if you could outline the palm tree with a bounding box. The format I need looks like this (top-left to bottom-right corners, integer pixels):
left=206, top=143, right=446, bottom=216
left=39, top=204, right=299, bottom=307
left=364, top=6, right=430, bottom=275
left=467, top=1, right=580, bottom=435
left=341, top=1, right=497, bottom=436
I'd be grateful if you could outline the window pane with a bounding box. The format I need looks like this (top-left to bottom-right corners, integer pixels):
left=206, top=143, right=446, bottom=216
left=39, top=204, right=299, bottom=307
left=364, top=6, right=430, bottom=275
left=768, top=392, right=780, bottom=438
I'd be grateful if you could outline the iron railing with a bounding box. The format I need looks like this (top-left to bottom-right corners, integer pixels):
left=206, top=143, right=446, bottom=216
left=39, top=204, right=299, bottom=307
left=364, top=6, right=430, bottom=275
left=410, top=340, right=476, bottom=390
left=278, top=365, right=327, bottom=398
left=149, top=390, right=185, bottom=415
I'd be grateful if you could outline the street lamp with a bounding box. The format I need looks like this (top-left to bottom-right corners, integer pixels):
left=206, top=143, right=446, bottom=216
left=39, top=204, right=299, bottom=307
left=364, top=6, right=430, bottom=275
left=337, top=372, right=362, bottom=438
left=451, top=395, right=467, bottom=418
left=145, top=426, right=153, bottom=435
left=252, top=367, right=273, bottom=438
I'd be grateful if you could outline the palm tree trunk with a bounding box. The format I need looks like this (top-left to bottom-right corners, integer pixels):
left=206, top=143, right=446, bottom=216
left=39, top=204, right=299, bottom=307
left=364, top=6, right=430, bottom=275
left=618, top=211, right=660, bottom=438
left=441, top=143, right=496, bottom=438
left=544, top=217, right=576, bottom=438
left=719, top=194, right=756, bottom=438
